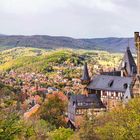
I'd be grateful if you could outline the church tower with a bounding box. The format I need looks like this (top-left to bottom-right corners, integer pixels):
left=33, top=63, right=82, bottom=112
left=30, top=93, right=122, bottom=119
left=132, top=32, right=140, bottom=96
left=81, top=62, right=90, bottom=95
left=81, top=62, right=90, bottom=85
left=119, top=46, right=137, bottom=77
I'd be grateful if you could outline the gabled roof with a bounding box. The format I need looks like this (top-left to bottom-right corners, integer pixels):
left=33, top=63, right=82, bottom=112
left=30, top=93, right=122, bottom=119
left=119, top=47, right=137, bottom=76
left=81, top=62, right=90, bottom=81
left=87, top=75, right=133, bottom=92
left=69, top=94, right=105, bottom=109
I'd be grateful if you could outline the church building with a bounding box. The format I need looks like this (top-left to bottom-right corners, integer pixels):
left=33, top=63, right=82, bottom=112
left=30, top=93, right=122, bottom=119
left=81, top=32, right=140, bottom=109
left=67, top=32, right=140, bottom=129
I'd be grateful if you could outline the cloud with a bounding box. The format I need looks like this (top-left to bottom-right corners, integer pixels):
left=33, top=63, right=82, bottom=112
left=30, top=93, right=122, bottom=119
left=0, top=0, right=140, bottom=37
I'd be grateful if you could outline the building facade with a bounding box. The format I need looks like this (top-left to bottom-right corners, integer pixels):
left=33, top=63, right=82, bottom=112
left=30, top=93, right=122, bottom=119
left=67, top=94, right=106, bottom=129
left=68, top=32, right=140, bottom=129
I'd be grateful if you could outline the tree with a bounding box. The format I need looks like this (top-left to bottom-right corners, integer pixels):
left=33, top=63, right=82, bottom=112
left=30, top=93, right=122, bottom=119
left=75, top=113, right=99, bottom=140
left=24, top=119, right=55, bottom=140
left=97, top=98, right=140, bottom=140
left=48, top=127, right=73, bottom=140
left=0, top=112, right=25, bottom=140
left=40, top=92, right=68, bottom=128
left=0, top=107, right=45, bottom=140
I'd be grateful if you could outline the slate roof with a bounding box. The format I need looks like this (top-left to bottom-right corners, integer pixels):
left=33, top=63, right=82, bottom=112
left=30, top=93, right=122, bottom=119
left=87, top=75, right=133, bottom=92
left=81, top=62, right=90, bottom=81
left=119, top=47, right=137, bottom=76
left=69, top=94, right=105, bottom=109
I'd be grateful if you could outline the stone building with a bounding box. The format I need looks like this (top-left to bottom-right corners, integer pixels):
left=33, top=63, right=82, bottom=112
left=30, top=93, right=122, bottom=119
left=67, top=94, right=106, bottom=130
left=80, top=32, right=140, bottom=110
left=67, top=32, right=140, bottom=129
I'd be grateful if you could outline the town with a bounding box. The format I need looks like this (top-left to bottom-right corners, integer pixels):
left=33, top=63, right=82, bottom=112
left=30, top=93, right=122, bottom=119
left=1, top=0, right=140, bottom=139
left=0, top=32, right=140, bottom=139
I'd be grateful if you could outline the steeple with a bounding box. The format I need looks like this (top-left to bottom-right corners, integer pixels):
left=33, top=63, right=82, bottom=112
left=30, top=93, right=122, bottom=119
left=81, top=62, right=90, bottom=84
left=119, top=45, right=137, bottom=76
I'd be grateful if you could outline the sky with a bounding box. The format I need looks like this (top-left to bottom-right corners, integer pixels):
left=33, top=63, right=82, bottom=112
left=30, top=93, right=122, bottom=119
left=0, top=0, right=140, bottom=38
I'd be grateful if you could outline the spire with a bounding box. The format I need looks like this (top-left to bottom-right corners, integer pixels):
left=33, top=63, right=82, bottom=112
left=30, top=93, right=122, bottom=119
left=119, top=46, right=137, bottom=76
left=81, top=62, right=90, bottom=84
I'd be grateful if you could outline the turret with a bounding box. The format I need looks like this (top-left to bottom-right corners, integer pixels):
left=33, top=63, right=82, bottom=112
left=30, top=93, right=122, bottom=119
left=81, top=62, right=90, bottom=85
left=119, top=46, right=137, bottom=76
left=134, top=32, right=139, bottom=42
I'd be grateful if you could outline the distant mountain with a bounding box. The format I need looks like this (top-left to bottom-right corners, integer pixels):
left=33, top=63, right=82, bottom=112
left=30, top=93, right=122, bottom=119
left=0, top=34, right=6, bottom=36
left=0, top=35, right=135, bottom=52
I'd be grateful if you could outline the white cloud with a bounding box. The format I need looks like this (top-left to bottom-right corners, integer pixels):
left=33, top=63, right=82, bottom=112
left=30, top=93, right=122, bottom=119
left=0, top=0, right=68, bottom=14
left=0, top=0, right=140, bottom=37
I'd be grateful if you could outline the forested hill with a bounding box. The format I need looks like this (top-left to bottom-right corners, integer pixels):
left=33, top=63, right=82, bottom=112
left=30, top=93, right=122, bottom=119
left=0, top=35, right=135, bottom=52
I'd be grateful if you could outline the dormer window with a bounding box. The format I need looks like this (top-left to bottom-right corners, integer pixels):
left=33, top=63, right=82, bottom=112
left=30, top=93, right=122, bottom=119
left=108, top=80, right=114, bottom=87
left=123, top=83, right=128, bottom=89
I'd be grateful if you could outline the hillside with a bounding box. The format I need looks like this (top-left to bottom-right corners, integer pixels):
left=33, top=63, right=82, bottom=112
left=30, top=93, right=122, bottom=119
left=0, top=47, right=122, bottom=73
left=0, top=47, right=81, bottom=72
left=0, top=35, right=135, bottom=52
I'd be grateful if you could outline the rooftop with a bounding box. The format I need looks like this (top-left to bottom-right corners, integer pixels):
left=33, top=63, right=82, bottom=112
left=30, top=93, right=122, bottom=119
left=69, top=94, right=105, bottom=109
left=87, top=75, right=133, bottom=92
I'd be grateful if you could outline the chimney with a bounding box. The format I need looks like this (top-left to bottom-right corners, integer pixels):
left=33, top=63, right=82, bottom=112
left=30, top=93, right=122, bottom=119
left=134, top=32, right=139, bottom=42
left=134, top=32, right=140, bottom=75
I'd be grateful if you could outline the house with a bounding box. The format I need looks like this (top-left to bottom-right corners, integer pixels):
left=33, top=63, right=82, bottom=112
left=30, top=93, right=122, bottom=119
left=67, top=94, right=106, bottom=130
left=67, top=32, right=140, bottom=129
left=87, top=75, right=133, bottom=109
left=80, top=32, right=140, bottom=110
